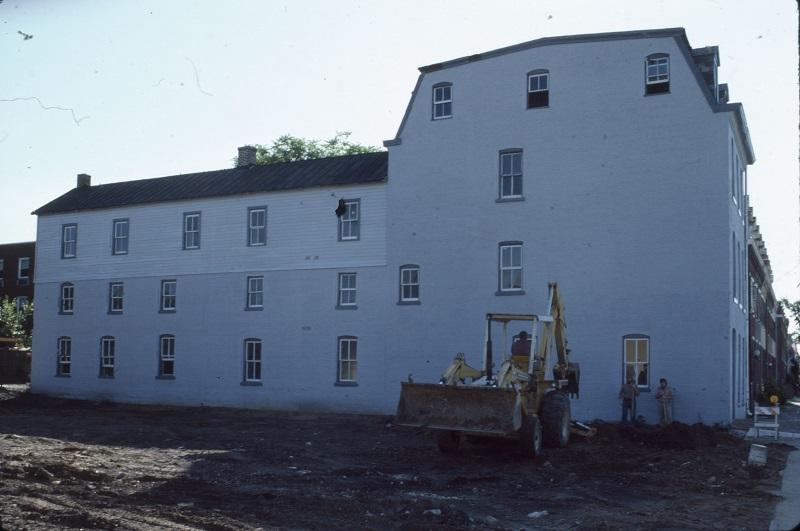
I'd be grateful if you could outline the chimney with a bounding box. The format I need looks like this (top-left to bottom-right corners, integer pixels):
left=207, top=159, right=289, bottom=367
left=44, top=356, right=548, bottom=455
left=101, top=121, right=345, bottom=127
left=237, top=145, right=257, bottom=167
left=77, top=173, right=91, bottom=188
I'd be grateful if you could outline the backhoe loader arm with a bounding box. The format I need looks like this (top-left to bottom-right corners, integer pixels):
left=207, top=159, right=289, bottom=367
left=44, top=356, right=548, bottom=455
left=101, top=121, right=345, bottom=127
left=537, top=283, right=580, bottom=396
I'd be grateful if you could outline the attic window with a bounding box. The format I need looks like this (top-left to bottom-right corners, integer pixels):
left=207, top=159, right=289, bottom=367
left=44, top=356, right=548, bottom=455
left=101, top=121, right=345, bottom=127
left=645, top=54, right=669, bottom=95
left=527, top=70, right=549, bottom=108
left=432, top=83, right=452, bottom=120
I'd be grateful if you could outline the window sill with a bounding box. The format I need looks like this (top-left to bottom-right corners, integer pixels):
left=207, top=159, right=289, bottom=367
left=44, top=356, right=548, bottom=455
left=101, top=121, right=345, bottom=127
left=432, top=115, right=453, bottom=121
left=336, top=305, right=358, bottom=310
left=525, top=105, right=550, bottom=110
left=247, top=243, right=267, bottom=247
left=107, top=311, right=123, bottom=315
left=496, top=197, right=525, bottom=204
left=643, top=90, right=670, bottom=97
left=156, top=375, right=176, bottom=380
left=397, top=300, right=421, bottom=306
left=98, top=375, right=115, bottom=379
left=112, top=252, right=128, bottom=256
left=241, top=381, right=263, bottom=386
left=495, top=290, right=525, bottom=296
left=60, top=256, right=76, bottom=260
left=54, top=373, right=71, bottom=378
left=159, top=309, right=177, bottom=314
left=338, top=238, right=361, bottom=242
left=335, top=381, right=358, bottom=387
left=244, top=306, right=264, bottom=312
left=58, top=311, right=74, bottom=316
left=183, top=247, right=201, bottom=251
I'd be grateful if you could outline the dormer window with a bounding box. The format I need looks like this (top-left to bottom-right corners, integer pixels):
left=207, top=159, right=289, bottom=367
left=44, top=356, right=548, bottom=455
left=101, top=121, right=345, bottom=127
left=645, top=54, right=670, bottom=94
left=527, top=70, right=549, bottom=108
left=432, top=83, right=452, bottom=120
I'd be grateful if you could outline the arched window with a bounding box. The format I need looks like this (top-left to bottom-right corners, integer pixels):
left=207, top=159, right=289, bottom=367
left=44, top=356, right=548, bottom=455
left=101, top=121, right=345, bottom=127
left=527, top=69, right=549, bottom=108
left=645, top=53, right=669, bottom=94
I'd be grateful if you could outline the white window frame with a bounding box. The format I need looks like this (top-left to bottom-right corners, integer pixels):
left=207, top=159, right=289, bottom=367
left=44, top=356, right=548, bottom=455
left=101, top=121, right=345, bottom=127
left=623, top=335, right=650, bottom=389
left=183, top=212, right=201, bottom=249
left=161, top=280, right=177, bottom=312
left=62, top=224, right=77, bottom=258
left=100, top=336, right=115, bottom=377
left=337, top=272, right=357, bottom=307
left=159, top=334, right=175, bottom=377
left=109, top=282, right=124, bottom=313
left=399, top=265, right=420, bottom=302
left=17, top=257, right=30, bottom=285
left=337, top=336, right=357, bottom=383
left=247, top=276, right=264, bottom=309
left=57, top=336, right=71, bottom=376
left=61, top=282, right=74, bottom=313
left=499, top=151, right=523, bottom=199
left=112, top=219, right=129, bottom=255
left=499, top=243, right=523, bottom=292
left=432, top=83, right=452, bottom=120
left=244, top=339, right=262, bottom=382
left=526, top=71, right=549, bottom=108
left=248, top=207, right=267, bottom=246
left=645, top=55, right=670, bottom=94
left=338, top=199, right=360, bottom=241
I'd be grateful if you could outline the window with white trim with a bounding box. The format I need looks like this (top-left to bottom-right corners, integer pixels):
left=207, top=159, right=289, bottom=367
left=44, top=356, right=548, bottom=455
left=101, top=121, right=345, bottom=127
left=337, top=336, right=357, bottom=383
left=57, top=336, right=71, bottom=376
left=337, top=273, right=357, bottom=307
left=248, top=207, right=267, bottom=246
left=623, top=335, right=650, bottom=388
left=247, top=276, right=264, bottom=309
left=732, top=233, right=738, bottom=304
left=645, top=54, right=669, bottom=94
left=17, top=257, right=30, bottom=286
left=399, top=265, right=420, bottom=302
left=244, top=339, right=262, bottom=382
left=183, top=212, right=201, bottom=249
left=499, top=151, right=523, bottom=199
left=60, top=282, right=74, bottom=314
left=112, top=219, right=129, bottom=255
left=161, top=280, right=176, bottom=312
left=499, top=243, right=523, bottom=292
left=432, top=83, right=452, bottom=119
left=109, top=282, right=124, bottom=313
left=338, top=199, right=360, bottom=241
left=62, top=224, right=77, bottom=258
left=527, top=70, right=549, bottom=108
left=100, top=336, right=115, bottom=378
left=159, top=334, right=175, bottom=377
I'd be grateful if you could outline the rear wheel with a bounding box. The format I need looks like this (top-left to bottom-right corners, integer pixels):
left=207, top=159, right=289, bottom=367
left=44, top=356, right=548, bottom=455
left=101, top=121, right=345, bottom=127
left=436, top=430, right=462, bottom=453
left=518, top=414, right=542, bottom=457
left=540, top=391, right=571, bottom=448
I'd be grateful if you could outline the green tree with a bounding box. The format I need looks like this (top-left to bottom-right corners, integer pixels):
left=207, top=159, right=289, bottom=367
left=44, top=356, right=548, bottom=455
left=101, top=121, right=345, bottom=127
left=240, top=132, right=381, bottom=166
left=0, top=297, right=33, bottom=347
left=779, top=298, right=800, bottom=342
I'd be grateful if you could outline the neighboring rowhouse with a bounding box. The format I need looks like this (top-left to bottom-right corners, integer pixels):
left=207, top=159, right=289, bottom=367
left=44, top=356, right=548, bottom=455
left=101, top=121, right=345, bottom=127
left=0, top=241, right=35, bottom=315
left=31, top=28, right=754, bottom=424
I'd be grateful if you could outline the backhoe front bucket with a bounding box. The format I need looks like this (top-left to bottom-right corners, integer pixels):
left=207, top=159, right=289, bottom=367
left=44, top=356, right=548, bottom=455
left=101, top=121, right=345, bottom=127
left=395, top=382, right=522, bottom=436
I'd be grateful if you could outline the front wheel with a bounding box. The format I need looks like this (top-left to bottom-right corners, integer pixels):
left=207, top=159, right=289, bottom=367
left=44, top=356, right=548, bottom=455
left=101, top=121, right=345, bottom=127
left=540, top=391, right=571, bottom=448
left=518, top=415, right=542, bottom=457
left=436, top=430, right=462, bottom=453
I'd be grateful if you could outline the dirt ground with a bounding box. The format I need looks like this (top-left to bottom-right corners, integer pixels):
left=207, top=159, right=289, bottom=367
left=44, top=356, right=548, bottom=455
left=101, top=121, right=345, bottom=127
left=0, top=386, right=793, bottom=530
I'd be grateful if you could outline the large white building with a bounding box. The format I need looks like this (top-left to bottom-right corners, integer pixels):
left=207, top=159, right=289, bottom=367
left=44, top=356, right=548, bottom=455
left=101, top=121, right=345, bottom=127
left=32, top=28, right=754, bottom=424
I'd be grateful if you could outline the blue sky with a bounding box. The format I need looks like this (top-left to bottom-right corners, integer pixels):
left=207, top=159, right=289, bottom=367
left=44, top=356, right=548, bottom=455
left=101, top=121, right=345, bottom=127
left=1, top=0, right=797, bottom=300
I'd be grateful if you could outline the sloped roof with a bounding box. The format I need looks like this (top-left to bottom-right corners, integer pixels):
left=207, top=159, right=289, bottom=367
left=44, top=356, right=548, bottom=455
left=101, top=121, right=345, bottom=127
left=33, top=151, right=388, bottom=215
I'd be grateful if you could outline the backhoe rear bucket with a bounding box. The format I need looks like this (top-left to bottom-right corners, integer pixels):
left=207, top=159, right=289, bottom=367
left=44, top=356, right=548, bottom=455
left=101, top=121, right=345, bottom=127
left=395, top=382, right=522, bottom=436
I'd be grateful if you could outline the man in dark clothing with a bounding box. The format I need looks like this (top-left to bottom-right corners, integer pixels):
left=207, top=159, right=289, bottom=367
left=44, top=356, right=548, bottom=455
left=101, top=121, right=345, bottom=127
left=511, top=330, right=532, bottom=356
left=619, top=378, right=639, bottom=424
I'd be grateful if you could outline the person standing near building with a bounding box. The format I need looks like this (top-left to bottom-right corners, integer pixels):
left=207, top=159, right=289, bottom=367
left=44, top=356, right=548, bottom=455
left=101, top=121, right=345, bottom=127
left=619, top=377, right=639, bottom=424
left=655, top=378, right=674, bottom=425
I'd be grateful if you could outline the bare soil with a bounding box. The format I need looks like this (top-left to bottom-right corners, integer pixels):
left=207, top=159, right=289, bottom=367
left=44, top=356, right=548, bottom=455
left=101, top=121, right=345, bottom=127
left=0, top=386, right=793, bottom=530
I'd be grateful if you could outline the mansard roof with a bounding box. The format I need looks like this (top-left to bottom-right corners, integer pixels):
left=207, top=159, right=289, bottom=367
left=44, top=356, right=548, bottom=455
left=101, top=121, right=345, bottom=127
left=33, top=151, right=388, bottom=215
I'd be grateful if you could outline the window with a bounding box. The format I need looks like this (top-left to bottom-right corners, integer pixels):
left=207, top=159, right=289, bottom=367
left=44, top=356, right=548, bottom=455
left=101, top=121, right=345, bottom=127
left=247, top=207, right=267, bottom=246
left=337, top=273, right=357, bottom=307
left=183, top=212, right=201, bottom=249
left=17, top=257, right=30, bottom=286
left=61, top=224, right=77, bottom=258
left=337, top=336, right=358, bottom=383
left=15, top=296, right=28, bottom=313
left=159, top=335, right=175, bottom=377
left=399, top=265, right=420, bottom=302
left=0, top=259, right=4, bottom=287
left=160, top=280, right=176, bottom=312
left=645, top=54, right=670, bottom=94
left=247, top=276, right=264, bottom=309
left=57, top=337, right=71, bottom=376
left=244, top=339, right=262, bottom=383
left=623, top=335, right=649, bottom=388
left=499, top=243, right=523, bottom=292
left=60, top=282, right=74, bottom=314
left=432, top=83, right=452, bottom=119
left=730, top=139, right=736, bottom=203
left=527, top=70, right=549, bottom=108
left=732, top=233, right=737, bottom=303
left=109, top=282, right=124, bottom=313
left=499, top=150, right=523, bottom=199
left=100, top=336, right=115, bottom=378
left=112, top=219, right=129, bottom=255
left=338, top=199, right=360, bottom=241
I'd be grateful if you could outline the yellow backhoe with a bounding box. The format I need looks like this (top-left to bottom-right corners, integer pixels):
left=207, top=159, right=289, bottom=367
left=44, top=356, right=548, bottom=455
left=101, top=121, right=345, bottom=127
left=394, top=282, right=582, bottom=456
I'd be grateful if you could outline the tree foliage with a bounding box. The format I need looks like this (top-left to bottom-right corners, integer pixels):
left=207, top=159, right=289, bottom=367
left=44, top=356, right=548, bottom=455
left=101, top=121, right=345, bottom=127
left=0, top=296, right=33, bottom=347
left=779, top=298, right=800, bottom=342
left=243, top=132, right=381, bottom=166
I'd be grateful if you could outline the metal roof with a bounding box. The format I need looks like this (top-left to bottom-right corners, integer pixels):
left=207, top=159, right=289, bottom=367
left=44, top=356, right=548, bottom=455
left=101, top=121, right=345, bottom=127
left=33, top=151, right=388, bottom=215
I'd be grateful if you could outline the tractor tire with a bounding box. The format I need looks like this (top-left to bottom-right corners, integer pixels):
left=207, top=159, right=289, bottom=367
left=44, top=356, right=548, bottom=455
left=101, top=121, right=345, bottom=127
left=518, top=414, right=542, bottom=457
left=436, top=430, right=462, bottom=453
left=540, top=391, right=571, bottom=448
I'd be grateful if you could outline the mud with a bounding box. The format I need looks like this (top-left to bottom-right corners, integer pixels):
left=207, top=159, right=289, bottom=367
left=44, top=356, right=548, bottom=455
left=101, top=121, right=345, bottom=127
left=0, top=387, right=793, bottom=530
